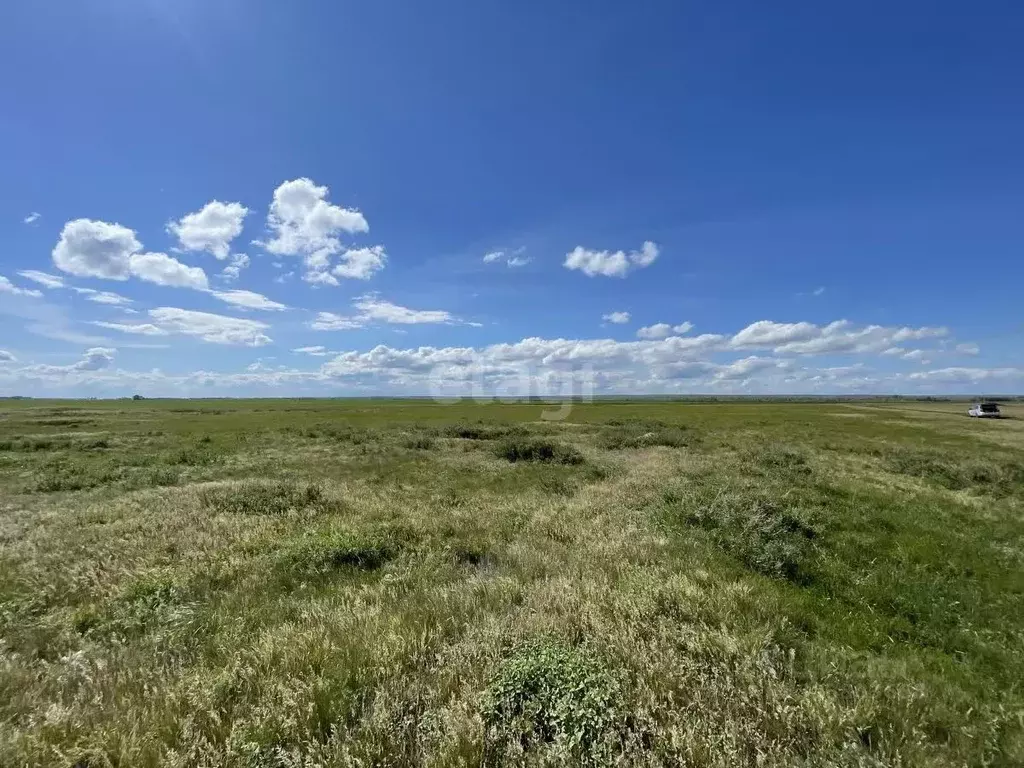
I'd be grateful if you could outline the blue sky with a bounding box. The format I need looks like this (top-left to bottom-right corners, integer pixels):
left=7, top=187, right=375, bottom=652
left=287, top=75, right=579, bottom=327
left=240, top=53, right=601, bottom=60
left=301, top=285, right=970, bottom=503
left=2, top=0, right=1023, bottom=397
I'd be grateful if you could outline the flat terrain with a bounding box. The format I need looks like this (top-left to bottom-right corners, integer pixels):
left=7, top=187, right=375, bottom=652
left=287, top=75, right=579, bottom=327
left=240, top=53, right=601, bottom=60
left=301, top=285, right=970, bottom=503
left=1, top=399, right=1023, bottom=767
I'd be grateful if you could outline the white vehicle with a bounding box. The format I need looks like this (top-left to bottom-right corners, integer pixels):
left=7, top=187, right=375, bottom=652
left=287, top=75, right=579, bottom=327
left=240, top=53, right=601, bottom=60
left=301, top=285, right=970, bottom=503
left=967, top=402, right=1001, bottom=418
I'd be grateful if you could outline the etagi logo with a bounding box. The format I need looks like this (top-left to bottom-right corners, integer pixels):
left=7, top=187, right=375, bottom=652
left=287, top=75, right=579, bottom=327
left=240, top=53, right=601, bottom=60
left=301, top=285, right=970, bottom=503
left=427, top=361, right=596, bottom=420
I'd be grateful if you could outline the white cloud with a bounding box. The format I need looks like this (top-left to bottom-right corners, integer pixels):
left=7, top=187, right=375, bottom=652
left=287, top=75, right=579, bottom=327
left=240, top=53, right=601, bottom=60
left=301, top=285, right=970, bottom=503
left=728, top=320, right=948, bottom=356
left=0, top=276, right=44, bottom=298
left=75, top=347, right=116, bottom=371
left=564, top=241, right=659, bottom=277
left=77, top=288, right=133, bottom=306
left=812, top=286, right=826, bottom=296
left=16, top=270, right=133, bottom=305
left=902, top=349, right=930, bottom=363
left=260, top=178, right=371, bottom=284
left=309, top=295, right=461, bottom=331
left=0, top=350, right=16, bottom=363
left=168, top=201, right=249, bottom=260
left=483, top=248, right=531, bottom=268
left=955, top=342, right=980, bottom=355
left=333, top=246, right=387, bottom=280
left=148, top=307, right=270, bottom=346
left=53, top=219, right=141, bottom=279
left=221, top=253, right=250, bottom=282
left=731, top=320, right=819, bottom=348
left=906, top=367, right=1024, bottom=383
left=92, top=322, right=168, bottom=336
left=24, top=212, right=41, bottom=225
left=353, top=295, right=454, bottom=325
left=128, top=252, right=209, bottom=290
left=636, top=322, right=693, bottom=339
left=293, top=345, right=330, bottom=356
left=603, top=311, right=631, bottom=325
left=23, top=347, right=117, bottom=376
left=304, top=269, right=339, bottom=286
left=310, top=312, right=363, bottom=331
left=18, top=270, right=65, bottom=289
left=208, top=289, right=287, bottom=311
left=95, top=308, right=271, bottom=346
left=713, top=356, right=790, bottom=380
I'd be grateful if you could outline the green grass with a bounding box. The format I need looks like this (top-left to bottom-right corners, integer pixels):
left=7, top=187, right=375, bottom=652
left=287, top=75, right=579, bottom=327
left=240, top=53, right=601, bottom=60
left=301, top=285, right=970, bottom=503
left=1, top=398, right=1023, bottom=766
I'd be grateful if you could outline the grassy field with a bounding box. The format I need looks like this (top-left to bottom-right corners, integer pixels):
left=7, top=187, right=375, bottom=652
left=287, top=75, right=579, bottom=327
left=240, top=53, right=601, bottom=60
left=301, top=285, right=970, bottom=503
left=1, top=398, right=1023, bottom=767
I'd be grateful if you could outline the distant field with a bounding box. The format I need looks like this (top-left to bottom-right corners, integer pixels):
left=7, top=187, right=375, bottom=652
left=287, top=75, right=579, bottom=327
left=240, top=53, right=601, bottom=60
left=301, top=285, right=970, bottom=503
left=1, top=399, right=1022, bottom=766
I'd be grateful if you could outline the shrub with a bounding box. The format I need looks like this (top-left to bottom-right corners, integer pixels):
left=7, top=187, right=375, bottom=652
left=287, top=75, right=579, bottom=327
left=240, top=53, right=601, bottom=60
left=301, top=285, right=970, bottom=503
left=596, top=420, right=693, bottom=450
left=662, top=488, right=818, bottom=583
left=200, top=481, right=339, bottom=516
left=483, top=640, right=624, bottom=764
left=494, top=438, right=584, bottom=465
left=439, top=422, right=526, bottom=440
left=277, top=526, right=409, bottom=578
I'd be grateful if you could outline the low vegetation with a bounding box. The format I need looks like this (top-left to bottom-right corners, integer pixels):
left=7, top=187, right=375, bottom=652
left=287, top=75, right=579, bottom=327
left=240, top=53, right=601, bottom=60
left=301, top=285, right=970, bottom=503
left=0, top=397, right=1022, bottom=766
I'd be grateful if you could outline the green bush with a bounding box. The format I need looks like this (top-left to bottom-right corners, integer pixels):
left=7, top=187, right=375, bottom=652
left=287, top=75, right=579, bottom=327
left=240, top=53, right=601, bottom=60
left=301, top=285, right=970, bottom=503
left=596, top=419, right=693, bottom=450
left=663, top=488, right=818, bottom=583
left=277, top=526, right=410, bottom=579
left=439, top=422, right=525, bottom=440
left=483, top=640, right=625, bottom=764
left=200, top=481, right=340, bottom=516
left=402, top=435, right=436, bottom=450
left=494, top=438, right=584, bottom=465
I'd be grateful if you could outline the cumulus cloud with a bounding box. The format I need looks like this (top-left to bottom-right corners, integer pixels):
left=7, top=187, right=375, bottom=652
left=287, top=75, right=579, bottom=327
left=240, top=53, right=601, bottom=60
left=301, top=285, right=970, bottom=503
left=23, top=347, right=117, bottom=376
left=603, top=311, right=631, bottom=325
left=75, top=347, right=116, bottom=371
left=53, top=219, right=141, bottom=279
left=483, top=251, right=504, bottom=264
left=636, top=322, right=693, bottom=339
left=293, top=346, right=330, bottom=356
left=221, top=253, right=250, bottom=282
left=167, top=200, right=249, bottom=260
left=0, top=275, right=43, bottom=298
left=955, top=342, right=980, bottom=355
left=52, top=219, right=208, bottom=290
left=24, top=212, right=41, bottom=225
left=333, top=246, right=387, bottom=280
left=127, top=252, right=209, bottom=290
left=208, top=289, right=287, bottom=311
left=564, top=241, right=659, bottom=278
left=258, top=178, right=372, bottom=284
left=0, top=350, right=16, bottom=363
left=97, top=308, right=271, bottom=346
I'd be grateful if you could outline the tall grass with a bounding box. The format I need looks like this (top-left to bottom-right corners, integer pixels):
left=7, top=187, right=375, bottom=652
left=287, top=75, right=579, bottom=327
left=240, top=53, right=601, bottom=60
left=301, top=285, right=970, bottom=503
left=0, top=399, right=1022, bottom=765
